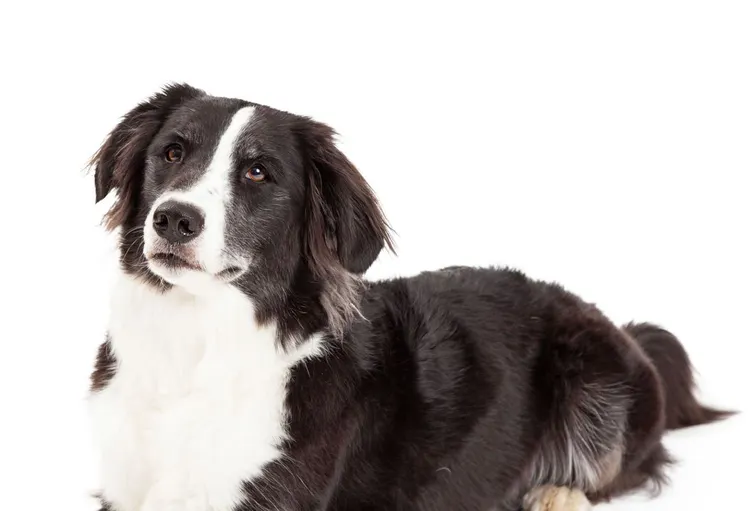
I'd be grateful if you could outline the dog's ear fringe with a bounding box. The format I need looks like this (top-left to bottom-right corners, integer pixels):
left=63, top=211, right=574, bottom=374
left=299, top=119, right=395, bottom=337
left=300, top=120, right=395, bottom=269
left=87, top=83, right=205, bottom=231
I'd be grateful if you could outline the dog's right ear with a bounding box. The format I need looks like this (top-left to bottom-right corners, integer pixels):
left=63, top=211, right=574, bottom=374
left=90, top=83, right=204, bottom=230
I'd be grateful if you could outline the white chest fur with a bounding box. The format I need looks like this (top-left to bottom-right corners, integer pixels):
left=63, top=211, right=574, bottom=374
left=89, top=275, right=325, bottom=511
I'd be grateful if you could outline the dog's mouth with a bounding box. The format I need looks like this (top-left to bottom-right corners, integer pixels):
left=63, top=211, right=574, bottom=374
left=149, top=252, right=202, bottom=271
left=148, top=252, right=248, bottom=281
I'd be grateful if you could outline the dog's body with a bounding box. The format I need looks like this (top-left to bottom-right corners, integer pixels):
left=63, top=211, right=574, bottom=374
left=89, top=84, right=726, bottom=511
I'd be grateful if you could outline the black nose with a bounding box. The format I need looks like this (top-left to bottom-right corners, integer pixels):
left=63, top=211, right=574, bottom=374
left=152, top=201, right=205, bottom=244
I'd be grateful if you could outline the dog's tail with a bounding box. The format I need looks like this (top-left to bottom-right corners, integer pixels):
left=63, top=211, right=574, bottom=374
left=623, top=322, right=734, bottom=430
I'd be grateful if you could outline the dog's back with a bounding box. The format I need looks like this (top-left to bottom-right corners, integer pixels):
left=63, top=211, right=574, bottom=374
left=306, top=267, right=730, bottom=509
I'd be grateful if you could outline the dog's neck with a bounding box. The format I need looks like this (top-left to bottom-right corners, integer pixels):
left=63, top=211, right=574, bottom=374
left=117, top=225, right=337, bottom=348
left=106, top=271, right=328, bottom=384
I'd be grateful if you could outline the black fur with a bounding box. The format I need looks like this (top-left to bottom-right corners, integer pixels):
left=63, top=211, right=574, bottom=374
left=91, top=85, right=730, bottom=510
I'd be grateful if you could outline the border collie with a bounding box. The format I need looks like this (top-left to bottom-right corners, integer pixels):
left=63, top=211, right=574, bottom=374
left=88, top=84, right=729, bottom=511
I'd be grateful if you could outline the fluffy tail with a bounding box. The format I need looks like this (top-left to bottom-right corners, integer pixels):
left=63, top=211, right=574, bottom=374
left=623, top=322, right=734, bottom=430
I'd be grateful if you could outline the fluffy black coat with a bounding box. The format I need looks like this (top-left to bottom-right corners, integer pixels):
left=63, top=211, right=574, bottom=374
left=235, top=268, right=725, bottom=510
left=91, top=84, right=728, bottom=511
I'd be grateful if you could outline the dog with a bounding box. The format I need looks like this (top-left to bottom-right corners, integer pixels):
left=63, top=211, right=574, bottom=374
left=88, top=84, right=729, bottom=511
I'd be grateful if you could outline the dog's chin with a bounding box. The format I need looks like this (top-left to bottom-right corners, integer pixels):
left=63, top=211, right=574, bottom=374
left=147, top=254, right=248, bottom=293
left=149, top=253, right=202, bottom=272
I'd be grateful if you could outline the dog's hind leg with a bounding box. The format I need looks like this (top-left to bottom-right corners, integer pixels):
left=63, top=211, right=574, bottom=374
left=519, top=376, right=628, bottom=510
left=517, top=317, right=662, bottom=509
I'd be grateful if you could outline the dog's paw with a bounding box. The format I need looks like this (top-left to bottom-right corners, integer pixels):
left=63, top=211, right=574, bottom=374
left=523, top=485, right=592, bottom=511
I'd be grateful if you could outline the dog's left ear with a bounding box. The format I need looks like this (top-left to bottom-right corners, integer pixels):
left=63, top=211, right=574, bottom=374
left=90, top=83, right=204, bottom=229
left=300, top=120, right=394, bottom=276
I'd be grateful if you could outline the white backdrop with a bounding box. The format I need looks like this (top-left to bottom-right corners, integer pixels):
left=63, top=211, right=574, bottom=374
left=0, top=2, right=747, bottom=510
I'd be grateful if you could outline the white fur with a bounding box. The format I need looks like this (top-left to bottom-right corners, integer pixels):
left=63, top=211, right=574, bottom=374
left=88, top=273, right=326, bottom=511
left=144, top=106, right=256, bottom=293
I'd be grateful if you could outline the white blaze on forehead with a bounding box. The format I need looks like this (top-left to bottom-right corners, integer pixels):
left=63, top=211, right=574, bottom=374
left=194, top=105, right=256, bottom=273
left=194, top=106, right=255, bottom=273
left=145, top=106, right=256, bottom=285
left=204, top=105, right=257, bottom=201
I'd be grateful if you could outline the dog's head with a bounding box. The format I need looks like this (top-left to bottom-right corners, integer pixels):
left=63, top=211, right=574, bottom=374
left=92, top=84, right=392, bottom=335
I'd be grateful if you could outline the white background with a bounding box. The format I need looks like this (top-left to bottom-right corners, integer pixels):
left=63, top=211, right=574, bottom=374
left=1, top=2, right=748, bottom=510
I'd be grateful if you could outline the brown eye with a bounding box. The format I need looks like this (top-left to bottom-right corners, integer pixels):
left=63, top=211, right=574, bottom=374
left=164, top=144, right=183, bottom=163
left=245, top=166, right=266, bottom=182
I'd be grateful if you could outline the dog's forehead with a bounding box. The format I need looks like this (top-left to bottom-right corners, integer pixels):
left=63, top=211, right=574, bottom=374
left=236, top=106, right=300, bottom=155
left=163, top=96, right=247, bottom=141
left=162, top=96, right=299, bottom=157
left=160, top=96, right=301, bottom=168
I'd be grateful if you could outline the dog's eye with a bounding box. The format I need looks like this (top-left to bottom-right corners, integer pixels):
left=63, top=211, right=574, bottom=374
left=245, top=166, right=266, bottom=183
left=164, top=144, right=184, bottom=163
